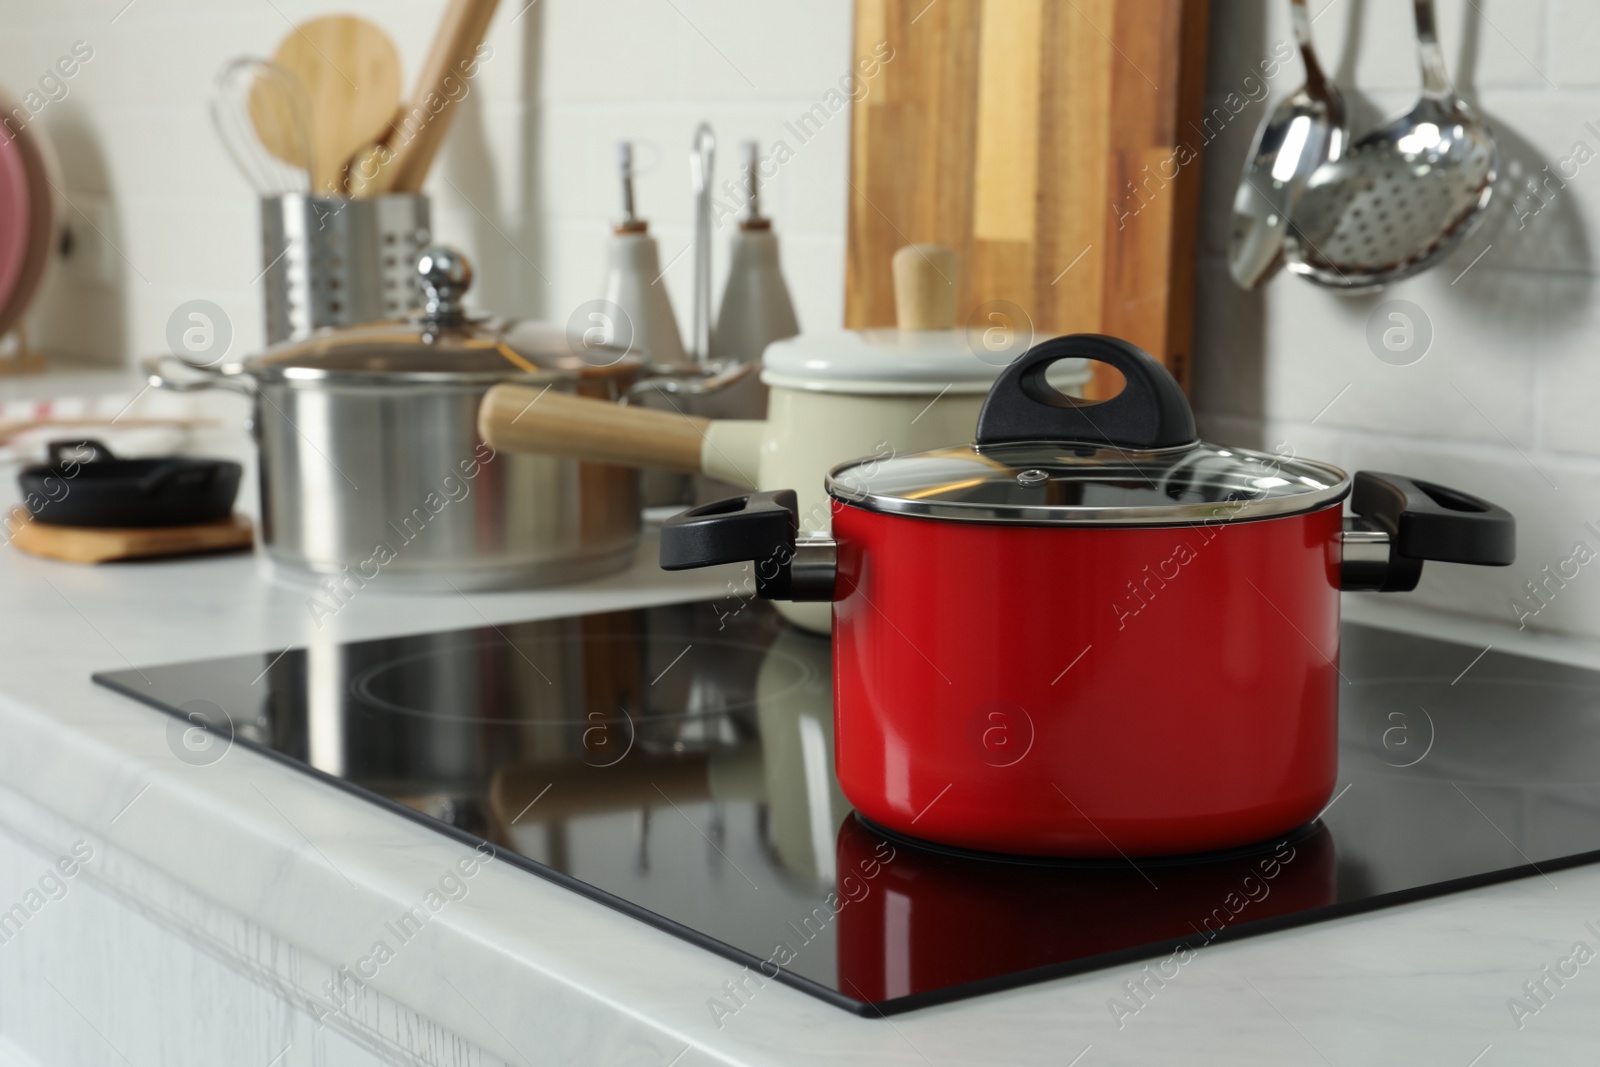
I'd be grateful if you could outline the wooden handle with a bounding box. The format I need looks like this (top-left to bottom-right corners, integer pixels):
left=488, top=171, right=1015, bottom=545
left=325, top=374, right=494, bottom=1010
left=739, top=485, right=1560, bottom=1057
left=346, top=106, right=411, bottom=197
left=892, top=244, right=958, bottom=330
left=381, top=0, right=501, bottom=193
left=478, top=384, right=709, bottom=472
left=490, top=755, right=713, bottom=825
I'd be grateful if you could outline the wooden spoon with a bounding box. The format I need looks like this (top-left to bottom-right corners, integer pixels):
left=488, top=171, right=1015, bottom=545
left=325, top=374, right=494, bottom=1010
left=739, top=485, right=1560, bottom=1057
left=344, top=106, right=408, bottom=198
left=254, top=15, right=402, bottom=194
left=358, top=0, right=501, bottom=196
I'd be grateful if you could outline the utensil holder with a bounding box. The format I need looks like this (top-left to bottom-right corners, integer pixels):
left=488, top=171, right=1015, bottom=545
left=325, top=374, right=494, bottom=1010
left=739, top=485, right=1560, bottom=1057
left=260, top=194, right=432, bottom=344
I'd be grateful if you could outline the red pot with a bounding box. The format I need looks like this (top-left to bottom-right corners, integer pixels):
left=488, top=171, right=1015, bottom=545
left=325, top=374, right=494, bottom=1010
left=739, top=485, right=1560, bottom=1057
left=663, top=335, right=1515, bottom=856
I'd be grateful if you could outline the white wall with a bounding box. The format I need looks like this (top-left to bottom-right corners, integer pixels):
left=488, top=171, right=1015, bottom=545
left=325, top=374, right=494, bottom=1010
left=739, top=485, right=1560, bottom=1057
left=1196, top=0, right=1600, bottom=640
left=4, top=0, right=1598, bottom=642
left=0, top=0, right=855, bottom=360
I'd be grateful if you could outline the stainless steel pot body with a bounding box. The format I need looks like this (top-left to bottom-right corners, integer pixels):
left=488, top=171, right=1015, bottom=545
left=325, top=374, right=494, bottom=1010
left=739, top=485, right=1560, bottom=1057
left=149, top=359, right=642, bottom=592
left=256, top=376, right=640, bottom=591
left=152, top=241, right=645, bottom=590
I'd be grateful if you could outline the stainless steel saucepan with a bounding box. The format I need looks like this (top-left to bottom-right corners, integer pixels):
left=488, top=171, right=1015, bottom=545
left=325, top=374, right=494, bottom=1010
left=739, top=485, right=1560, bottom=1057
left=147, top=247, right=645, bottom=591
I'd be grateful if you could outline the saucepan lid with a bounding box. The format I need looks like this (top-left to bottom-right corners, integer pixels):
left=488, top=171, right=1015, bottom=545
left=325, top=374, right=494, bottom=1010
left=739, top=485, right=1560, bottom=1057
left=241, top=247, right=637, bottom=385
left=827, top=334, right=1351, bottom=527
left=760, top=328, right=1092, bottom=396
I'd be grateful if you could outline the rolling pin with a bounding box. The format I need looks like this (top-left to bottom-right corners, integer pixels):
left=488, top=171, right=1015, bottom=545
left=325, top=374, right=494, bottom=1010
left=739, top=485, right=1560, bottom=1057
left=358, top=0, right=501, bottom=195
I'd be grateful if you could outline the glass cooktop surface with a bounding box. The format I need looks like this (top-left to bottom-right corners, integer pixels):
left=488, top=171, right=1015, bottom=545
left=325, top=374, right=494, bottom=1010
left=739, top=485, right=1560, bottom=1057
left=93, top=601, right=1600, bottom=1015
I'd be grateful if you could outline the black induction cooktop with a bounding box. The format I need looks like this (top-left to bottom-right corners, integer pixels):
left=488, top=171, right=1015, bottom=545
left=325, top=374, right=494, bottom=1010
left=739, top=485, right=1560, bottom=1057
left=93, top=600, right=1600, bottom=1016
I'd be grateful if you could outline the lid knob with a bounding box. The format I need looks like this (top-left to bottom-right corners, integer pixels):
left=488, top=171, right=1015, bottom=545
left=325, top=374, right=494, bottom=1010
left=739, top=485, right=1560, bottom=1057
left=416, top=246, right=474, bottom=325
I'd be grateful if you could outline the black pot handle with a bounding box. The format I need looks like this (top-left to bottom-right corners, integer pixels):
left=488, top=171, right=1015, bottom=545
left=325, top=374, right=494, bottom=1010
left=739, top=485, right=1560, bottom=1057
left=1343, top=472, right=1515, bottom=592
left=974, top=334, right=1197, bottom=450
left=660, top=490, right=838, bottom=602
left=660, top=490, right=800, bottom=598
left=47, top=439, right=114, bottom=467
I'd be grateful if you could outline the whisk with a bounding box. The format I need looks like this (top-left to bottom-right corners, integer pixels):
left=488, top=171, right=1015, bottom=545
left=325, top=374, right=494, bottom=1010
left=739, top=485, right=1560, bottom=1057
left=210, top=57, right=313, bottom=197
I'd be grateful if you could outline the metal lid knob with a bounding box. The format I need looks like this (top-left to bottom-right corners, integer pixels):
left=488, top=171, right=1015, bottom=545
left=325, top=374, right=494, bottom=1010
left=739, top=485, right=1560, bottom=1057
left=416, top=246, right=473, bottom=325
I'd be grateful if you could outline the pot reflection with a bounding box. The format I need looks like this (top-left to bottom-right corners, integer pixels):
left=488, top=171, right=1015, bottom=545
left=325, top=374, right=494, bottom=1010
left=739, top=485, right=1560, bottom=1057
left=257, top=604, right=791, bottom=839
left=754, top=627, right=850, bottom=884
left=834, top=814, right=1337, bottom=1003
left=485, top=619, right=847, bottom=889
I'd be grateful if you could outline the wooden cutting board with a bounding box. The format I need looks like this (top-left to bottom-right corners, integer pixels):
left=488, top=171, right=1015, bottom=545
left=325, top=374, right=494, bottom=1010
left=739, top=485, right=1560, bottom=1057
left=7, top=508, right=253, bottom=564
left=845, top=0, right=1210, bottom=391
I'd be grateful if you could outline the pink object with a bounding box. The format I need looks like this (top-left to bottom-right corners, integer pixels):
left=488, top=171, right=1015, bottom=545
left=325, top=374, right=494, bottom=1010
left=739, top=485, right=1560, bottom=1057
left=0, top=126, right=32, bottom=322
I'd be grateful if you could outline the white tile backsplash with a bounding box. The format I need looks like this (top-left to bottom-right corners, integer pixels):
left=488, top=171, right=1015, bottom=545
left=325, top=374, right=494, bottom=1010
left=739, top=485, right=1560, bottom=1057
left=1266, top=0, right=1551, bottom=94
left=1199, top=2, right=1600, bottom=640
left=540, top=0, right=687, bottom=103
left=2, top=0, right=854, bottom=363
left=1263, top=265, right=1542, bottom=446
left=1550, top=0, right=1600, bottom=88
left=1534, top=273, right=1600, bottom=458
left=1449, top=0, right=1550, bottom=91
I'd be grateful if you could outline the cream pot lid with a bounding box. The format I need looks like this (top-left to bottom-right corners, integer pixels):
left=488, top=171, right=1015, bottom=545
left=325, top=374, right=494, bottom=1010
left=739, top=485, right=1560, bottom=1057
left=760, top=328, right=1092, bottom=395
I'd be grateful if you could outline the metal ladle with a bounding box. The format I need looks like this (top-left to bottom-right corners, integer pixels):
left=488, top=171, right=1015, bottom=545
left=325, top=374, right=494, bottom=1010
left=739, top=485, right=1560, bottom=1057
left=1285, top=0, right=1499, bottom=291
left=1227, top=0, right=1346, bottom=289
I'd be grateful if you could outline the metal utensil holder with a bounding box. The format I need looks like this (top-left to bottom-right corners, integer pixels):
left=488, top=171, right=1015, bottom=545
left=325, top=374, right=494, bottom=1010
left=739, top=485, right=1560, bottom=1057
left=260, top=194, right=432, bottom=344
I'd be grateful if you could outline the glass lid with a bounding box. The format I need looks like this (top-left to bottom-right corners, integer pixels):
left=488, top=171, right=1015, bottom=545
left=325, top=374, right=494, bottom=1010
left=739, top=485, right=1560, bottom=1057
left=828, top=335, right=1351, bottom=527
left=829, top=440, right=1350, bottom=526
left=243, top=247, right=636, bottom=384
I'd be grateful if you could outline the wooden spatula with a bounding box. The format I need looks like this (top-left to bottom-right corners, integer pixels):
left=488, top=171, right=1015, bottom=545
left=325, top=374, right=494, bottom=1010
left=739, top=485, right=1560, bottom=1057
left=255, top=15, right=402, bottom=194
left=355, top=0, right=501, bottom=196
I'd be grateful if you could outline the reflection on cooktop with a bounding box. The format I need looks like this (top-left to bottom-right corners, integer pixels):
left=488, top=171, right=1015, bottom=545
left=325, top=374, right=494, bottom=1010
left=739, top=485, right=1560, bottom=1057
left=93, top=601, right=1600, bottom=1015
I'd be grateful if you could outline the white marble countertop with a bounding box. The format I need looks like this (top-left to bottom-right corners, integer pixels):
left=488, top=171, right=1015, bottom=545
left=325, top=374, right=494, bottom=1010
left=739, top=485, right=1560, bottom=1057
left=2, top=528, right=1599, bottom=1065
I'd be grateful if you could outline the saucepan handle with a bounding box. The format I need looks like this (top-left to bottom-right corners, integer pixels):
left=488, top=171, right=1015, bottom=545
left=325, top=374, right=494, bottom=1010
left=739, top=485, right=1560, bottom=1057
left=623, top=359, right=754, bottom=403
left=47, top=439, right=114, bottom=467
left=659, top=490, right=836, bottom=601
left=1341, top=471, right=1515, bottom=592
left=479, top=383, right=709, bottom=473
left=142, top=356, right=257, bottom=397
left=974, top=334, right=1197, bottom=450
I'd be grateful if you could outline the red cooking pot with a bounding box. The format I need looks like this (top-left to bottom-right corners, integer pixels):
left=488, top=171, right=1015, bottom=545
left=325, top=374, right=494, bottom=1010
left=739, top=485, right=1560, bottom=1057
left=661, top=335, right=1515, bottom=857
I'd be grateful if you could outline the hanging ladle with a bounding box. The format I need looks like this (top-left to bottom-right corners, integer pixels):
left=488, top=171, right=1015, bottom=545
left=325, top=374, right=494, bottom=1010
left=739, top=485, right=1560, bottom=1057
left=1227, top=0, right=1346, bottom=290
left=1285, top=0, right=1499, bottom=291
